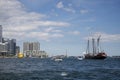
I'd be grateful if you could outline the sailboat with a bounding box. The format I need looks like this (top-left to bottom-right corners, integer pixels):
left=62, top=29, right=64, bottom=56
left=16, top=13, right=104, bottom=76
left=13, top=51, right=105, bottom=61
left=84, top=35, right=107, bottom=59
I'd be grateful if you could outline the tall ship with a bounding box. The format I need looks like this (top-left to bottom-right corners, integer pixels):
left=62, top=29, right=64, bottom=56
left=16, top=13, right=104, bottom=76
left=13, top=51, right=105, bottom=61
left=84, top=35, right=107, bottom=59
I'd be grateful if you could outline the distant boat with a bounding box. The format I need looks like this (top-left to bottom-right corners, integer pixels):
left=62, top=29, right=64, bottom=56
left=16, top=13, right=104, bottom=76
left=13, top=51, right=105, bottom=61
left=51, top=56, right=63, bottom=62
left=77, top=56, right=83, bottom=60
left=84, top=35, right=107, bottom=59
left=54, top=58, right=63, bottom=62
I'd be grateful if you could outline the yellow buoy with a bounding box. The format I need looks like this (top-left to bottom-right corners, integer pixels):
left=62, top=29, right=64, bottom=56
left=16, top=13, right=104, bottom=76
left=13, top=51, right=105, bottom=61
left=18, top=53, right=24, bottom=58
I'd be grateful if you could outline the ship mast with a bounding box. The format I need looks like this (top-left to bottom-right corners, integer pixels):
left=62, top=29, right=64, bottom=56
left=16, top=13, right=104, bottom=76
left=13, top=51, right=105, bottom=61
left=65, top=49, right=67, bottom=57
left=86, top=39, right=90, bottom=54
left=97, top=35, right=101, bottom=53
left=92, top=38, right=96, bottom=55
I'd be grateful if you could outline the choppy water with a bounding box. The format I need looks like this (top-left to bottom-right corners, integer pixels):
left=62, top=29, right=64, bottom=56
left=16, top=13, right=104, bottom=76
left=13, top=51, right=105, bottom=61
left=0, top=58, right=120, bottom=80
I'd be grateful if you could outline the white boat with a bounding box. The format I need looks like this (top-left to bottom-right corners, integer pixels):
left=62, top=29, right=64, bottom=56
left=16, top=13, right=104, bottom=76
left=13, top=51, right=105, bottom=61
left=51, top=55, right=64, bottom=62
left=54, top=58, right=63, bottom=62
left=77, top=56, right=83, bottom=60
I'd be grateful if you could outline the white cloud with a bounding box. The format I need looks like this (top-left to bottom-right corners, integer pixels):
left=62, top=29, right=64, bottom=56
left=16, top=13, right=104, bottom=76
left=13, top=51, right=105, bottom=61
left=52, top=30, right=62, bottom=33
left=24, top=32, right=64, bottom=41
left=33, top=21, right=69, bottom=27
left=44, top=27, right=62, bottom=33
left=44, top=27, right=53, bottom=32
left=27, top=32, right=50, bottom=40
left=79, top=18, right=95, bottom=22
left=68, top=31, right=80, bottom=35
left=85, top=32, right=120, bottom=42
left=63, top=7, right=76, bottom=13
left=3, top=30, right=64, bottom=41
left=56, top=1, right=64, bottom=8
left=80, top=9, right=89, bottom=14
left=86, top=27, right=93, bottom=31
left=0, top=0, right=70, bottom=41
left=3, top=31, right=26, bottom=39
left=56, top=1, right=75, bottom=13
left=51, top=33, right=64, bottom=38
left=5, top=26, right=38, bottom=32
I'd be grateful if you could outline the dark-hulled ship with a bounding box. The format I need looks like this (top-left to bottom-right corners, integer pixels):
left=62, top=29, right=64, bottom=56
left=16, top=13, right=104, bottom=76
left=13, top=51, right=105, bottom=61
left=84, top=35, right=107, bottom=59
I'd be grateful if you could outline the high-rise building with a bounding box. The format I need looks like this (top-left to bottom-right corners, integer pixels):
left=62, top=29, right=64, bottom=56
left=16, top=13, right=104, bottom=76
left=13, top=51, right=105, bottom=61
left=0, top=38, right=17, bottom=55
left=23, top=42, right=48, bottom=58
left=0, top=42, right=8, bottom=56
left=32, top=42, right=40, bottom=51
left=23, top=42, right=40, bottom=57
left=23, top=42, right=29, bottom=52
left=8, top=39, right=16, bottom=55
left=0, top=25, right=2, bottom=42
left=23, top=42, right=40, bottom=52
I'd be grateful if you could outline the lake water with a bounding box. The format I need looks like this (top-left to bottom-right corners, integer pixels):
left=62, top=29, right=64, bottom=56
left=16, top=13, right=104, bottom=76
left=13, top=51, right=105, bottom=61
left=0, top=58, right=120, bottom=80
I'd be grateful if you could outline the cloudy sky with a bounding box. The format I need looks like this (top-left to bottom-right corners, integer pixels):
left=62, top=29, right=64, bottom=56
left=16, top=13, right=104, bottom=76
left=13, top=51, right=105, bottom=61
left=0, top=0, right=120, bottom=56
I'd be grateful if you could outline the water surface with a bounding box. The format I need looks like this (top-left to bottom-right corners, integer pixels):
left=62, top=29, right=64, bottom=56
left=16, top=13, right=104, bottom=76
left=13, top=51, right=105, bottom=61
left=0, top=58, right=120, bottom=80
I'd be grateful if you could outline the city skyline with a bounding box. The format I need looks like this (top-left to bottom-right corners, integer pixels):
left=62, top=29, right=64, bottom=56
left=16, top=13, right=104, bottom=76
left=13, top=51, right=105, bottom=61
left=0, top=0, right=120, bottom=56
left=0, top=25, right=17, bottom=56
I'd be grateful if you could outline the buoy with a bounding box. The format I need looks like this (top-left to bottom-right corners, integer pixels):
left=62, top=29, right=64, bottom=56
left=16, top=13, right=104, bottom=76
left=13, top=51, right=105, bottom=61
left=17, top=53, right=24, bottom=58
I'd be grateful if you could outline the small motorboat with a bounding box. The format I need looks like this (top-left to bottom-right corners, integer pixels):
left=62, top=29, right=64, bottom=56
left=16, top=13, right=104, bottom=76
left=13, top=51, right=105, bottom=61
left=77, top=56, right=83, bottom=60
left=54, top=58, right=63, bottom=62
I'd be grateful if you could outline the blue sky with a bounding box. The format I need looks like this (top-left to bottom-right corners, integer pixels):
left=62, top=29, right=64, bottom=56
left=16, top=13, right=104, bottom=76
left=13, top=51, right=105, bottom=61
left=0, top=0, right=120, bottom=56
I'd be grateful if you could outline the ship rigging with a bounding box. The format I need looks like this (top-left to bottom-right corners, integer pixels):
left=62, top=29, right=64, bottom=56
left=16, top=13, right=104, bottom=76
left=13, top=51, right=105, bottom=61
left=84, top=35, right=107, bottom=59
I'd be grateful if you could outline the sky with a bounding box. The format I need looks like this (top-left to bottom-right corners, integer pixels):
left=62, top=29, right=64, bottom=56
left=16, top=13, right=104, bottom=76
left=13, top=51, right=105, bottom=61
left=0, top=0, right=120, bottom=56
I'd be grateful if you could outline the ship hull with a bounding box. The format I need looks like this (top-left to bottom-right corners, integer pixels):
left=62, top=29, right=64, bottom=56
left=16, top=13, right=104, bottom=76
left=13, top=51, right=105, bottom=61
left=84, top=53, right=107, bottom=59
left=85, top=56, right=106, bottom=59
